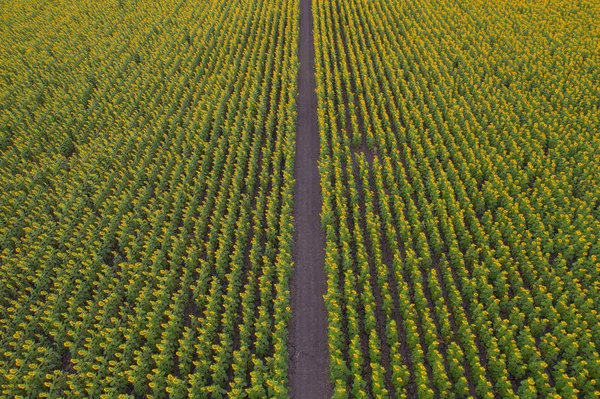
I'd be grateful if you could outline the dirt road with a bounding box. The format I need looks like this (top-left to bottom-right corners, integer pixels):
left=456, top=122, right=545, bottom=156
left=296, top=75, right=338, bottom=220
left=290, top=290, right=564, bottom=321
left=287, top=0, right=331, bottom=397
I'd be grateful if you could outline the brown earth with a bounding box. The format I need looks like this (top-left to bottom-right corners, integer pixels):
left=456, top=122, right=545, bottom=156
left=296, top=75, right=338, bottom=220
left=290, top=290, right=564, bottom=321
left=287, top=0, right=332, bottom=397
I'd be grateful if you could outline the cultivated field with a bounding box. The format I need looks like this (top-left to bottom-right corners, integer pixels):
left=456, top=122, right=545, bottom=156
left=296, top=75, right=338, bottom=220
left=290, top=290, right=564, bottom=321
left=315, top=0, right=600, bottom=397
left=1, top=0, right=599, bottom=398
left=0, top=0, right=297, bottom=396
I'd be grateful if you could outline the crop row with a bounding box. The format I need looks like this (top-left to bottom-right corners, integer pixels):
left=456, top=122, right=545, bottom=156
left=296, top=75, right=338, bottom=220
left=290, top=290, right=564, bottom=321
left=0, top=0, right=298, bottom=397
left=314, top=0, right=600, bottom=397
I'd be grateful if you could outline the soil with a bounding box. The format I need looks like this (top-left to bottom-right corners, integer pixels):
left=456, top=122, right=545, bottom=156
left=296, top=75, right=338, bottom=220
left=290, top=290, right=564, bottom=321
left=287, top=0, right=332, bottom=397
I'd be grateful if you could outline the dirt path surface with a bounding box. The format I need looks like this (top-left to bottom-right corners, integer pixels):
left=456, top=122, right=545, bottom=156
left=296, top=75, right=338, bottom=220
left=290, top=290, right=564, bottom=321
left=288, top=0, right=331, bottom=397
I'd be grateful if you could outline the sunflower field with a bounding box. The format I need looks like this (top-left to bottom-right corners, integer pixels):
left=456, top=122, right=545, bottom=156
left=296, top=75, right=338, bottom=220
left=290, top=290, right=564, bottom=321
left=0, top=0, right=298, bottom=397
left=314, top=0, right=600, bottom=397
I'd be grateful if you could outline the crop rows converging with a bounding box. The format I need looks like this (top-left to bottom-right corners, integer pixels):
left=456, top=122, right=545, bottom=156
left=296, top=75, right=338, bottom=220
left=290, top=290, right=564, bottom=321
left=314, top=0, right=600, bottom=397
left=0, top=0, right=298, bottom=397
left=2, top=0, right=600, bottom=397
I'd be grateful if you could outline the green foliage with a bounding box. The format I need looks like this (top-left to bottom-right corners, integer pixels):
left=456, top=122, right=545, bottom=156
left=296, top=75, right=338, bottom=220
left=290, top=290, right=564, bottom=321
left=315, top=0, right=600, bottom=397
left=0, top=0, right=298, bottom=397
